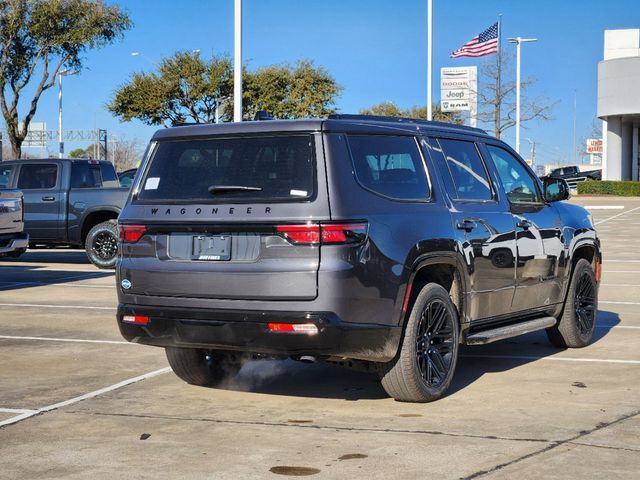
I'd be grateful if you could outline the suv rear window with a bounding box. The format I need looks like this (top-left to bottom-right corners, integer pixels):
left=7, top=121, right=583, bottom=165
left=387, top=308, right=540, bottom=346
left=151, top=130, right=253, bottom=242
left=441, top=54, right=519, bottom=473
left=347, top=135, right=430, bottom=201
left=136, top=135, right=315, bottom=203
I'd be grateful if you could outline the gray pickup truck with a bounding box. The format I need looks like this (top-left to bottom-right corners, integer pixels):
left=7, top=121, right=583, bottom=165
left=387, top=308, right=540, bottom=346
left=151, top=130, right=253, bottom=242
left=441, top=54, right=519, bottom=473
left=0, top=159, right=129, bottom=268
left=0, top=188, right=28, bottom=258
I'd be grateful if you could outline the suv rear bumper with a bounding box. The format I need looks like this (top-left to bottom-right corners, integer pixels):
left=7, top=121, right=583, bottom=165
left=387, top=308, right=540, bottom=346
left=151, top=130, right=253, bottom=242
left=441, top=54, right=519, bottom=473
left=117, top=304, right=401, bottom=362
left=0, top=232, right=29, bottom=254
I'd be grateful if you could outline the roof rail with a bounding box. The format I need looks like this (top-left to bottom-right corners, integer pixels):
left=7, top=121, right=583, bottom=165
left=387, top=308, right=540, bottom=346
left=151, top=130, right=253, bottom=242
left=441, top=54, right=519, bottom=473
left=327, top=114, right=487, bottom=134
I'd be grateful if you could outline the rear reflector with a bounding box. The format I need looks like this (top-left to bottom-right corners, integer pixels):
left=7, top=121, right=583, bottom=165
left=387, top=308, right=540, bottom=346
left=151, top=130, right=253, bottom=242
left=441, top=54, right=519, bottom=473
left=276, top=222, right=368, bottom=245
left=122, top=315, right=149, bottom=325
left=119, top=224, right=147, bottom=243
left=267, top=323, right=319, bottom=335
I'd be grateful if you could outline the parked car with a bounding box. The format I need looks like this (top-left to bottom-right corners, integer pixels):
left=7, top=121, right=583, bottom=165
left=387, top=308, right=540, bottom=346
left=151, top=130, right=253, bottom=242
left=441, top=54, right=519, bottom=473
left=0, top=186, right=29, bottom=258
left=117, top=168, right=137, bottom=188
left=116, top=115, right=601, bottom=402
left=542, top=165, right=602, bottom=189
left=1, top=159, right=129, bottom=268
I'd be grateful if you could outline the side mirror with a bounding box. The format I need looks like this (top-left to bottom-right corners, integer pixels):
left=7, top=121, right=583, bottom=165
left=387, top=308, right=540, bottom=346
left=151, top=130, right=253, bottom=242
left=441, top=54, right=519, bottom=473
left=543, top=177, right=570, bottom=202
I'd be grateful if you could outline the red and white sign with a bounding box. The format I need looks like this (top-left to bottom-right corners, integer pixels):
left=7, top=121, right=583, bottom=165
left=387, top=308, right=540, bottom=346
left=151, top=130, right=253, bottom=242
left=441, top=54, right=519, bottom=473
left=586, top=138, right=603, bottom=154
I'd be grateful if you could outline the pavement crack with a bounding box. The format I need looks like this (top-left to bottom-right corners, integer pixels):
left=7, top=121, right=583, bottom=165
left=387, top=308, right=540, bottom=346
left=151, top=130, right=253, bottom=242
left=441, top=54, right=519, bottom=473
left=65, top=410, right=551, bottom=444
left=566, top=441, right=640, bottom=453
left=460, top=408, right=640, bottom=479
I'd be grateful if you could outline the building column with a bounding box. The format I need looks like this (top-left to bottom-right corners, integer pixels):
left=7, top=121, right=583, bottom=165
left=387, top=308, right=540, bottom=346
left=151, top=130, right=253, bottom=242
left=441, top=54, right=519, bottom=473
left=621, top=121, right=633, bottom=181
left=606, top=116, right=622, bottom=180
left=633, top=125, right=639, bottom=182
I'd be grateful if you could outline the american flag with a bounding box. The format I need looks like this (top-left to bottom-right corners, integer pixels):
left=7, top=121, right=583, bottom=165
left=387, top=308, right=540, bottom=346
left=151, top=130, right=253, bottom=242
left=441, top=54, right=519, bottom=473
left=450, top=22, right=499, bottom=58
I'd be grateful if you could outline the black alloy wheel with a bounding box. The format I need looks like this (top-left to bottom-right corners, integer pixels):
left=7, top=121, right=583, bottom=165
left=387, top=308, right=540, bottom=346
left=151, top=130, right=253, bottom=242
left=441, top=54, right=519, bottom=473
left=573, top=270, right=597, bottom=335
left=415, top=299, right=456, bottom=387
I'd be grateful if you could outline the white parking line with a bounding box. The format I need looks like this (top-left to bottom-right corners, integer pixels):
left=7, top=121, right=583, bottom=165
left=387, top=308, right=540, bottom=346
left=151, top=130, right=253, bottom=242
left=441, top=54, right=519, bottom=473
left=0, top=303, right=114, bottom=310
left=0, top=335, right=130, bottom=345
left=461, top=354, right=640, bottom=365
left=597, top=325, right=640, bottom=329
left=584, top=205, right=625, bottom=210
left=600, top=301, right=640, bottom=305
left=595, top=205, right=640, bottom=225
left=0, top=367, right=171, bottom=428
left=0, top=281, right=113, bottom=289
left=0, top=408, right=38, bottom=414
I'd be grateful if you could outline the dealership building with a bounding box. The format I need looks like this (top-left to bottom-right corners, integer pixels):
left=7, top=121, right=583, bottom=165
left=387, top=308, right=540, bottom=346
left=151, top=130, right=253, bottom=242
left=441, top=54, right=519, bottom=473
left=598, top=29, right=640, bottom=181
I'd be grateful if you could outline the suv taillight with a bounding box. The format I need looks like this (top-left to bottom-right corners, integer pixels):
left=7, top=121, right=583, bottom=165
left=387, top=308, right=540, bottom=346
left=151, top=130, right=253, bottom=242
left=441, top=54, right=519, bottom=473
left=276, top=222, right=368, bottom=245
left=119, top=224, right=147, bottom=243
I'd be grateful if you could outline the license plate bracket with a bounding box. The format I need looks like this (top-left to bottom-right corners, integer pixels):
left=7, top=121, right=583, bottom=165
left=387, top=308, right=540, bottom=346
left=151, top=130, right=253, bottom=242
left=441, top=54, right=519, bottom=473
left=191, top=235, right=231, bottom=261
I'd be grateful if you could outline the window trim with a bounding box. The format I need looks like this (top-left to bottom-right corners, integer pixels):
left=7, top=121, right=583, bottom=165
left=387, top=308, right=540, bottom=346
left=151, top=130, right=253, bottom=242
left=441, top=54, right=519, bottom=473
left=436, top=137, right=497, bottom=203
left=16, top=163, right=59, bottom=191
left=345, top=134, right=433, bottom=203
left=483, top=142, right=545, bottom=207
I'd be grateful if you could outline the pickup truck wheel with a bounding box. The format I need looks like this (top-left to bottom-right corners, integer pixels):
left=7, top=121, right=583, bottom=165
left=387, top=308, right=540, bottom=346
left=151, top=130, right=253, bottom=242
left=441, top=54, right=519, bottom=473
left=379, top=283, right=459, bottom=402
left=85, top=220, right=118, bottom=269
left=165, top=347, right=241, bottom=386
left=3, top=248, right=26, bottom=258
left=546, top=258, right=597, bottom=348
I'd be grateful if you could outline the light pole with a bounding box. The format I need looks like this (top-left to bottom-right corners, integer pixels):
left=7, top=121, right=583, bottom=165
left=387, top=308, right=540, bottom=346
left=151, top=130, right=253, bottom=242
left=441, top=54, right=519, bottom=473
left=508, top=37, right=537, bottom=154
left=234, top=0, right=243, bottom=122
left=426, top=0, right=433, bottom=121
left=58, top=69, right=78, bottom=159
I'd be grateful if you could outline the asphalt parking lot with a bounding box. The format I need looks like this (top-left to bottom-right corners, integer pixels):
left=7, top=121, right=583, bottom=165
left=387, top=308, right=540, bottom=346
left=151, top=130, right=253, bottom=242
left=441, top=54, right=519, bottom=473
left=0, top=196, right=639, bottom=480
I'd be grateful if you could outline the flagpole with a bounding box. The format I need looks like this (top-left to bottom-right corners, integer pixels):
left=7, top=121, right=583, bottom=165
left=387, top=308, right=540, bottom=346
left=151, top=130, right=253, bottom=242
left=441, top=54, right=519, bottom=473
left=427, top=0, right=433, bottom=121
left=496, top=14, right=502, bottom=137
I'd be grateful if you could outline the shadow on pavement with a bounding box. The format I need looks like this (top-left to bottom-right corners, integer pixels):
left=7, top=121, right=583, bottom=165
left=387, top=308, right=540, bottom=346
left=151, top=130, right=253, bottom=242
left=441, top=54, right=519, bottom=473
left=210, top=310, right=620, bottom=401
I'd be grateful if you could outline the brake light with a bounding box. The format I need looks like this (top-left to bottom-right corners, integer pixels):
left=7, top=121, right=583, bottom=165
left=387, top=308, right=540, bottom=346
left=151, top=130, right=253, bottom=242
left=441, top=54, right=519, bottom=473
left=122, top=315, right=149, bottom=325
left=276, top=222, right=368, bottom=245
left=119, top=224, right=146, bottom=243
left=267, top=323, right=319, bottom=335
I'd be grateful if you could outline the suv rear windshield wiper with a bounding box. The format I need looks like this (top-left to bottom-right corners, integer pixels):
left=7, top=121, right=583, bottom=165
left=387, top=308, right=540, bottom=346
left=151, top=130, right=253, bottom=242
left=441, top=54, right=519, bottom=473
left=207, top=185, right=263, bottom=195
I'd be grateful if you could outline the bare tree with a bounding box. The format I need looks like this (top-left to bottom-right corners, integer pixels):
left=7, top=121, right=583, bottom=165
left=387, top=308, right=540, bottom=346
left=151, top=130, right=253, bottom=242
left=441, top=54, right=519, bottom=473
left=476, top=50, right=556, bottom=139
left=107, top=135, right=143, bottom=172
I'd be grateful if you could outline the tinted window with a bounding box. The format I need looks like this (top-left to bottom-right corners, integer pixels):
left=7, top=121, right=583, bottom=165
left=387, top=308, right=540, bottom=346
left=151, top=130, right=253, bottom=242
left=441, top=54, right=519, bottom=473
left=0, top=165, right=13, bottom=188
left=137, top=136, right=315, bottom=202
left=17, top=164, right=58, bottom=189
left=100, top=163, right=119, bottom=187
left=347, top=135, right=429, bottom=200
left=438, top=139, right=492, bottom=201
left=71, top=163, right=102, bottom=188
left=486, top=145, right=542, bottom=204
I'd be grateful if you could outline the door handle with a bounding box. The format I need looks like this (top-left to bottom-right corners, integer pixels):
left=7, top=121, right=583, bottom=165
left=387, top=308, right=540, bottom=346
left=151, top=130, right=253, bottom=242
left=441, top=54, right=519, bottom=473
left=517, top=219, right=532, bottom=229
left=41, top=196, right=55, bottom=202
left=456, top=219, right=477, bottom=232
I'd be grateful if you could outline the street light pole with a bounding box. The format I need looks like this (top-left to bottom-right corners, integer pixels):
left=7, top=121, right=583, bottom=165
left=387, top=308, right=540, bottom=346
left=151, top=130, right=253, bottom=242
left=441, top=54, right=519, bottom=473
left=508, top=37, right=537, bottom=154
left=58, top=69, right=78, bottom=159
left=234, top=0, right=243, bottom=122
left=426, top=0, right=433, bottom=121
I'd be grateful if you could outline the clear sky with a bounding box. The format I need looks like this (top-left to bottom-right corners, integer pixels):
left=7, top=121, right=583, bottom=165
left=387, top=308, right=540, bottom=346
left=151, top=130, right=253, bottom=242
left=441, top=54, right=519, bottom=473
left=19, top=0, right=640, bottom=164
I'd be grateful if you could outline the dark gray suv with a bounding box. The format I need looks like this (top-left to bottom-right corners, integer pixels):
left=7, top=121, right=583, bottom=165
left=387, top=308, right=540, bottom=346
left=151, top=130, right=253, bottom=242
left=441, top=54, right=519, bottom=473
left=116, top=115, right=601, bottom=402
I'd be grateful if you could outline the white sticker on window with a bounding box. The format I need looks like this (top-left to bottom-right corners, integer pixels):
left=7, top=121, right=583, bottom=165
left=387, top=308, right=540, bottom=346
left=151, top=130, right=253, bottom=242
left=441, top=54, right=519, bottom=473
left=290, top=189, right=307, bottom=197
left=144, top=177, right=160, bottom=190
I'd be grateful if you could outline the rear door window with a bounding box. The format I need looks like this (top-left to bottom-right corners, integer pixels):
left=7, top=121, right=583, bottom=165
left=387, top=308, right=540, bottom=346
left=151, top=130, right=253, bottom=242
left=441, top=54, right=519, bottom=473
left=17, top=164, right=58, bottom=190
left=0, top=165, right=13, bottom=188
left=137, top=135, right=315, bottom=202
left=347, top=135, right=430, bottom=201
left=71, top=163, right=102, bottom=188
left=438, top=138, right=493, bottom=201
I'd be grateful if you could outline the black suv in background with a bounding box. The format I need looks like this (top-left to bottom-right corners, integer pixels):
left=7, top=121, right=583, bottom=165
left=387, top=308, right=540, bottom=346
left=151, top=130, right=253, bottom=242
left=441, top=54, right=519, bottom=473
left=116, top=115, right=600, bottom=402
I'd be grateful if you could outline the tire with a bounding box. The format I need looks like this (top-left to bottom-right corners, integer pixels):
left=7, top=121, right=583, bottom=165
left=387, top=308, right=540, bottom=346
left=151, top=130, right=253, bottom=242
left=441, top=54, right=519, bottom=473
left=546, top=258, right=597, bottom=348
left=165, top=347, right=242, bottom=386
left=0, top=248, right=26, bottom=259
left=85, top=220, right=118, bottom=269
left=379, top=283, right=460, bottom=402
